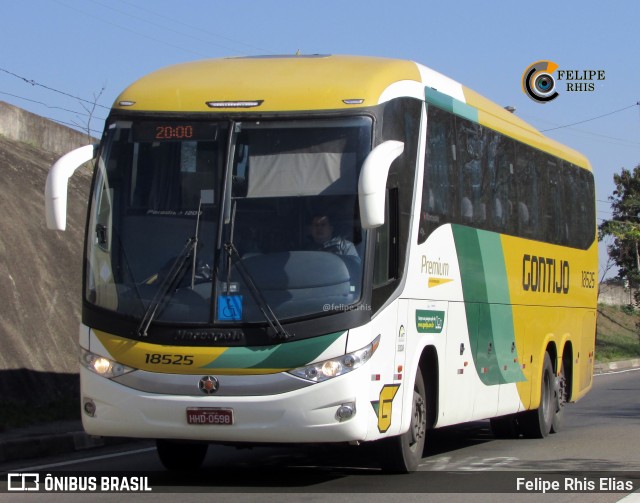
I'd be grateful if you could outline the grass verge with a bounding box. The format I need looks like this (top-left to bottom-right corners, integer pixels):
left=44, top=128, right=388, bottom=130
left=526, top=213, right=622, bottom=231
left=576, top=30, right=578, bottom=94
left=596, top=304, right=640, bottom=363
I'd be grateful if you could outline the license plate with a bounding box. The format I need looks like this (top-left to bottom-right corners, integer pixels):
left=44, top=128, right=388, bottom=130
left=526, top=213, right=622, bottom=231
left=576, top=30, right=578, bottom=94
left=186, top=408, right=234, bottom=425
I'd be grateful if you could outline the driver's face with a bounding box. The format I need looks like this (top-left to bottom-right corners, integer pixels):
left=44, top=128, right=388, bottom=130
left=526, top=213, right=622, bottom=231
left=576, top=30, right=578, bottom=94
left=311, top=216, right=333, bottom=244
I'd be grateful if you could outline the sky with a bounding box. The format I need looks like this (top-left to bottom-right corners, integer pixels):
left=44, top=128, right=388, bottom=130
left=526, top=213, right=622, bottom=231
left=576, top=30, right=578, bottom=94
left=2, top=0, right=639, bottom=278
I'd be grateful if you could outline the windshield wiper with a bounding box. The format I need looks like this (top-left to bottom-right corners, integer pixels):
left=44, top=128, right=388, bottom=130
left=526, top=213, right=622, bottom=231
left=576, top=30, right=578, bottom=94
left=214, top=121, right=290, bottom=340
left=136, top=237, right=196, bottom=337
left=223, top=242, right=292, bottom=341
left=137, top=190, right=212, bottom=337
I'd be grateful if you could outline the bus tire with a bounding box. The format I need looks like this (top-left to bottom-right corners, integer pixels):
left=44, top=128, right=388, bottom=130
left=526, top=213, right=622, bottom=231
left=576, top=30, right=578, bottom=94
left=519, top=352, right=554, bottom=439
left=551, top=359, right=567, bottom=433
left=378, top=369, right=427, bottom=473
left=156, top=439, right=208, bottom=471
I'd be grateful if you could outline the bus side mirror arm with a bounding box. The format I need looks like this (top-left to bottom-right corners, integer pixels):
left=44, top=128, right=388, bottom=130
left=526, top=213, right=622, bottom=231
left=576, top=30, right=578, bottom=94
left=358, top=140, right=404, bottom=229
left=45, top=144, right=98, bottom=231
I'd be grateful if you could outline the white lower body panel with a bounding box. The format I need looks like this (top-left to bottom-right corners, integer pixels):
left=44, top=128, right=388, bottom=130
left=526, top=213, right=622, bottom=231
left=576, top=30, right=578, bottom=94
left=80, top=366, right=370, bottom=444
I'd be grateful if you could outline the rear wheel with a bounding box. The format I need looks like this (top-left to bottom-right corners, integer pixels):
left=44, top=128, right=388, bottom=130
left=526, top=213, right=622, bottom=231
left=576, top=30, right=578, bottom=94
left=378, top=370, right=427, bottom=473
left=156, top=439, right=208, bottom=471
left=519, top=352, right=555, bottom=438
left=551, top=359, right=567, bottom=433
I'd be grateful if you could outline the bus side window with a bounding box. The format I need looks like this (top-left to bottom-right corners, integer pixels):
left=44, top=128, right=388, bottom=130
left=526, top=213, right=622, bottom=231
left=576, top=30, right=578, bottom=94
left=455, top=117, right=483, bottom=226
left=419, top=106, right=456, bottom=243
left=545, top=156, right=564, bottom=245
left=514, top=145, right=541, bottom=238
left=579, top=170, right=596, bottom=248
left=492, top=136, right=516, bottom=234
left=373, top=188, right=399, bottom=287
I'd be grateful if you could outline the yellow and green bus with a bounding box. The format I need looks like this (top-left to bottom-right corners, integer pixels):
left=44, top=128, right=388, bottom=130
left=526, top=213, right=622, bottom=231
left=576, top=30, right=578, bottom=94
left=45, top=55, right=597, bottom=472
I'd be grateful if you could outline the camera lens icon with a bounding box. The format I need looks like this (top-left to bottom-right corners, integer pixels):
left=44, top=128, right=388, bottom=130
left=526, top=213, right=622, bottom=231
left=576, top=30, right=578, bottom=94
left=534, top=73, right=555, bottom=94
left=522, top=61, right=559, bottom=103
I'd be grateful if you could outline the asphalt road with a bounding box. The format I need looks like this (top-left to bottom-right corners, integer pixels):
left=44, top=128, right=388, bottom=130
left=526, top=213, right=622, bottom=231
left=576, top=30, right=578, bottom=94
left=2, top=368, right=639, bottom=502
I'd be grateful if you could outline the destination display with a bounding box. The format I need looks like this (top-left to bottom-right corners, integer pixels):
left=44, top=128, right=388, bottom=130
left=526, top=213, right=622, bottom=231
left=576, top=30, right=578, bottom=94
left=132, top=122, right=218, bottom=142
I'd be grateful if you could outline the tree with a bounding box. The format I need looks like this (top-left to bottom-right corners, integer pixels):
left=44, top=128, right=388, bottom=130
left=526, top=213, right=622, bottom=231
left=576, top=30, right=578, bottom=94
left=598, top=165, right=640, bottom=307
left=72, top=85, right=106, bottom=142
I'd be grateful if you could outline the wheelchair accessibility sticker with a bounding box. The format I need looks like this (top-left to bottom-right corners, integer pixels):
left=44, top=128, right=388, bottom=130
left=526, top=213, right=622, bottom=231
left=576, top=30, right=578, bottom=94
left=217, top=295, right=243, bottom=321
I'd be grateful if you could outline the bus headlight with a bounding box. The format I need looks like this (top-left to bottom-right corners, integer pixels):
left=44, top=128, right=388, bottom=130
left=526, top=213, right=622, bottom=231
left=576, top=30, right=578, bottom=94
left=289, top=335, right=380, bottom=383
left=80, top=349, right=134, bottom=379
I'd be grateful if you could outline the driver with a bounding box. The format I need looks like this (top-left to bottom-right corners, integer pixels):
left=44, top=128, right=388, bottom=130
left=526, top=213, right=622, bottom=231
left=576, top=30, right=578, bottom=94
left=309, top=214, right=358, bottom=258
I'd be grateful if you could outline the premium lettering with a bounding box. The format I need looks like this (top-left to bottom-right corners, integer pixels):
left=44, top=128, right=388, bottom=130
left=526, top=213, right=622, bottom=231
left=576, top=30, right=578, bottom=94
left=421, top=256, right=449, bottom=276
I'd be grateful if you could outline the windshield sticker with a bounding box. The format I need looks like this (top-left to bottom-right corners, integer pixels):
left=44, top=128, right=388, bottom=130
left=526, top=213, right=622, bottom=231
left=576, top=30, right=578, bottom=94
left=415, top=310, right=445, bottom=334
left=217, top=295, right=243, bottom=321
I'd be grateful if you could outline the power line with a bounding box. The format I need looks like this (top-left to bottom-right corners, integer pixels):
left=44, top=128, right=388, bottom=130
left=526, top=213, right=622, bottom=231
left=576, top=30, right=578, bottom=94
left=0, top=90, right=106, bottom=121
left=0, top=94, right=103, bottom=135
left=0, top=67, right=110, bottom=110
left=540, top=102, right=640, bottom=132
left=52, top=0, right=210, bottom=59
left=557, top=127, right=640, bottom=148
left=523, top=116, right=640, bottom=148
left=94, top=0, right=274, bottom=56
left=42, top=115, right=103, bottom=136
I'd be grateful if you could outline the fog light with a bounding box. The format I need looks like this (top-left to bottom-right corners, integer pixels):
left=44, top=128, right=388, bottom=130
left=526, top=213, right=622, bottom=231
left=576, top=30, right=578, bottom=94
left=336, top=403, right=356, bottom=421
left=83, top=398, right=96, bottom=417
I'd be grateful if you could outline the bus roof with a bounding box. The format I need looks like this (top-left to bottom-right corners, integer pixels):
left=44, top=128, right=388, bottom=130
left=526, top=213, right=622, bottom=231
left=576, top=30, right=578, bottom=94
left=113, top=55, right=421, bottom=113
left=113, top=54, right=590, bottom=170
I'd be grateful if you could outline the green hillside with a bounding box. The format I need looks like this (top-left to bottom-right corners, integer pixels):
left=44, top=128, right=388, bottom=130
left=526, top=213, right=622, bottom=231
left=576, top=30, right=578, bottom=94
left=596, top=304, right=640, bottom=362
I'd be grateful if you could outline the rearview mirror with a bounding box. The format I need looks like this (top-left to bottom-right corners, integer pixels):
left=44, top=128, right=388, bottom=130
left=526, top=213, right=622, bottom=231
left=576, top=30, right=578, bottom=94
left=358, top=140, right=404, bottom=229
left=45, top=144, right=97, bottom=230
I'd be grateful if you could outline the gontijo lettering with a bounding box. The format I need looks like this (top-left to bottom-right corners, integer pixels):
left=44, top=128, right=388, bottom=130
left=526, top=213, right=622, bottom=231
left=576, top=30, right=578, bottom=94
left=522, top=254, right=569, bottom=294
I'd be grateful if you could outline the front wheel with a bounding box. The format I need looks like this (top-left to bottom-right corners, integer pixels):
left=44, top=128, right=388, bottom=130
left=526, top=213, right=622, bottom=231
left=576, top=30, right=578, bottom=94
left=378, top=370, right=427, bottom=473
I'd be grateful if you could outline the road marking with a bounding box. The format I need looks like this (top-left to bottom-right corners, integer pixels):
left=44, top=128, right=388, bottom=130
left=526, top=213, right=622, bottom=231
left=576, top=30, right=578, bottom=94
left=420, top=455, right=518, bottom=471
left=617, top=490, right=640, bottom=502
left=10, top=447, right=156, bottom=471
left=595, top=367, right=640, bottom=377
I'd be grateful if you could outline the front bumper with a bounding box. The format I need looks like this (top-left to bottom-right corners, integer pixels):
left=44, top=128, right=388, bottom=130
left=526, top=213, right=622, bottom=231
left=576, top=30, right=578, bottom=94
left=80, top=366, right=371, bottom=444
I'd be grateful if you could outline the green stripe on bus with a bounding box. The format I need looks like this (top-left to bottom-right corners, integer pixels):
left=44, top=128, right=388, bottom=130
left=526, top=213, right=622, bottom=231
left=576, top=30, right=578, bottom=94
left=203, top=331, right=345, bottom=371
left=452, top=225, right=525, bottom=385
left=451, top=224, right=486, bottom=302
left=425, top=87, right=478, bottom=123
left=477, top=232, right=525, bottom=383
left=477, top=231, right=510, bottom=304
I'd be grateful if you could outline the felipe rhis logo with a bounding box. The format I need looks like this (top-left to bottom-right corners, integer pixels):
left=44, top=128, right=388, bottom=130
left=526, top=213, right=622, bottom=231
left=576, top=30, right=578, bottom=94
left=522, top=61, right=559, bottom=103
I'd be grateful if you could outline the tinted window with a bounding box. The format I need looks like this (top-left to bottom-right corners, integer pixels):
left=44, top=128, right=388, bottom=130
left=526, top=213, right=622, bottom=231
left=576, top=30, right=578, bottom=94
left=419, top=105, right=595, bottom=249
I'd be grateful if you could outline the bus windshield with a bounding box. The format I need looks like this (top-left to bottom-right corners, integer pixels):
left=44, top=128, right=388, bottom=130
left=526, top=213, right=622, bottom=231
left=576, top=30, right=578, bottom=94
left=86, top=116, right=372, bottom=329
